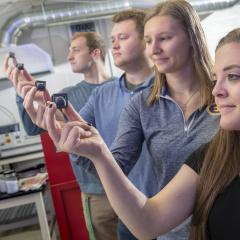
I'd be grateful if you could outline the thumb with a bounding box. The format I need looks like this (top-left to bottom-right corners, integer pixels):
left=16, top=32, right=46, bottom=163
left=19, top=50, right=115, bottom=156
left=63, top=101, right=86, bottom=123
left=45, top=103, right=61, bottom=144
left=43, top=89, right=51, bottom=102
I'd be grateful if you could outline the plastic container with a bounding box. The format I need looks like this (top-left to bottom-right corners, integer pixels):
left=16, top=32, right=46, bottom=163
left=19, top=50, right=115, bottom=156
left=4, top=170, right=19, bottom=194
left=0, top=170, right=7, bottom=193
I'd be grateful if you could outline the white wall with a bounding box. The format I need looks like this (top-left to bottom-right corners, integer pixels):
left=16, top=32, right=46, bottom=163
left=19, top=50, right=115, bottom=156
left=0, top=17, right=123, bottom=137
left=202, top=4, right=240, bottom=60
left=0, top=87, right=20, bottom=126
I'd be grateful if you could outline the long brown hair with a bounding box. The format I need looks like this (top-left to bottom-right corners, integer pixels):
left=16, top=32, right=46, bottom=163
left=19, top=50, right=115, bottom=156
left=189, top=28, right=240, bottom=240
left=146, top=0, right=213, bottom=107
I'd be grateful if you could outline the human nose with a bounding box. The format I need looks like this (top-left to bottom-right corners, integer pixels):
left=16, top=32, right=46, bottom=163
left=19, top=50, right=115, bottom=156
left=67, top=51, right=73, bottom=61
left=147, top=39, right=161, bottom=56
left=212, top=79, right=227, bottom=98
left=112, top=39, right=120, bottom=50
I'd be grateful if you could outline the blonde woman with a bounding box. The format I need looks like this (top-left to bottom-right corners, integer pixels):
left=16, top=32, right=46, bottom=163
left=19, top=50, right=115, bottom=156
left=45, top=1, right=221, bottom=239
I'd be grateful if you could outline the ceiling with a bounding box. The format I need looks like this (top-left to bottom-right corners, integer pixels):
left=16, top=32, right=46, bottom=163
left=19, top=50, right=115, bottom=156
left=0, top=0, right=239, bottom=46
left=0, top=0, right=113, bottom=30
left=0, top=0, right=108, bottom=5
left=0, top=0, right=110, bottom=13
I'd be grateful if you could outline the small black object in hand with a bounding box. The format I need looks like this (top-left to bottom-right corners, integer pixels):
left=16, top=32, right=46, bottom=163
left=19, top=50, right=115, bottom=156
left=9, top=52, right=15, bottom=58
left=51, top=93, right=68, bottom=109
left=16, top=63, right=24, bottom=70
left=35, top=80, right=46, bottom=91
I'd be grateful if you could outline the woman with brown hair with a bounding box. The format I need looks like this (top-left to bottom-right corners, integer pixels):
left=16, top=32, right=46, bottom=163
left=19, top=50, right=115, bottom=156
left=45, top=27, right=240, bottom=240
left=44, top=1, right=221, bottom=239
left=188, top=28, right=240, bottom=240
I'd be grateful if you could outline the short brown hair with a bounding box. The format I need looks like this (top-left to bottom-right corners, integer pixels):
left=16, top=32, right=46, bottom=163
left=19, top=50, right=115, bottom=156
left=112, top=9, right=146, bottom=39
left=71, top=32, right=106, bottom=61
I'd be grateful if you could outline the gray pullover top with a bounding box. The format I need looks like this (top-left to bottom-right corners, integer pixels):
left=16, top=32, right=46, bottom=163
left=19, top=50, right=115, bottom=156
left=111, top=86, right=220, bottom=240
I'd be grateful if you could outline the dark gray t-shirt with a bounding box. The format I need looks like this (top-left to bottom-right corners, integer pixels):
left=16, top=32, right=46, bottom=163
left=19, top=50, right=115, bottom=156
left=185, top=142, right=240, bottom=240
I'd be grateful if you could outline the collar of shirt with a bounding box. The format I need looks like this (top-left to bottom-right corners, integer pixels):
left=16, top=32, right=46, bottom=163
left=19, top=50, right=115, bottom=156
left=160, top=84, right=207, bottom=114
left=118, top=72, right=154, bottom=92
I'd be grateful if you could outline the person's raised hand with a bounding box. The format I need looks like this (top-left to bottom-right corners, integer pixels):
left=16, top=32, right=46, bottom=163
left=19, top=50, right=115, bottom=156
left=23, top=85, right=51, bottom=129
left=45, top=102, right=106, bottom=160
left=3, top=54, right=36, bottom=98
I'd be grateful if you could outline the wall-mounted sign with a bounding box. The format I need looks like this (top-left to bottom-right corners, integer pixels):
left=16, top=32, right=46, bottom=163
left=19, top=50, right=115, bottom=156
left=70, top=22, right=95, bottom=34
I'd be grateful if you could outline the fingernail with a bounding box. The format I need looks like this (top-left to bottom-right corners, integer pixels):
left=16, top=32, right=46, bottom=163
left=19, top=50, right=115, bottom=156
left=87, top=122, right=92, bottom=126
left=49, top=104, right=53, bottom=108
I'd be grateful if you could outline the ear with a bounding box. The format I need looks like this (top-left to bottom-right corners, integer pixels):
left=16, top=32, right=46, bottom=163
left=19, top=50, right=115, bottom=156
left=91, top=49, right=101, bottom=61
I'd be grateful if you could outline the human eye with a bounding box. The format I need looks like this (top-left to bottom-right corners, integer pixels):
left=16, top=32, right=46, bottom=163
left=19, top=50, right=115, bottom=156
left=119, top=34, right=128, bottom=40
left=212, top=72, right=217, bottom=81
left=227, top=73, right=240, bottom=81
left=144, top=36, right=151, bottom=44
left=211, top=80, right=217, bottom=87
left=159, top=36, right=172, bottom=41
left=110, top=37, right=115, bottom=44
left=72, top=48, right=80, bottom=53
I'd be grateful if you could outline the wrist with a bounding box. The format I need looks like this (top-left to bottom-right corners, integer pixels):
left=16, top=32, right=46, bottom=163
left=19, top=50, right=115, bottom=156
left=92, top=141, right=112, bottom=166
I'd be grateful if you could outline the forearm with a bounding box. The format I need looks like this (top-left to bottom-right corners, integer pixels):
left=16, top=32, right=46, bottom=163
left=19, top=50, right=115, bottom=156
left=93, top=146, right=154, bottom=239
left=16, top=95, right=44, bottom=135
left=111, top=118, right=144, bottom=174
left=92, top=146, right=196, bottom=239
